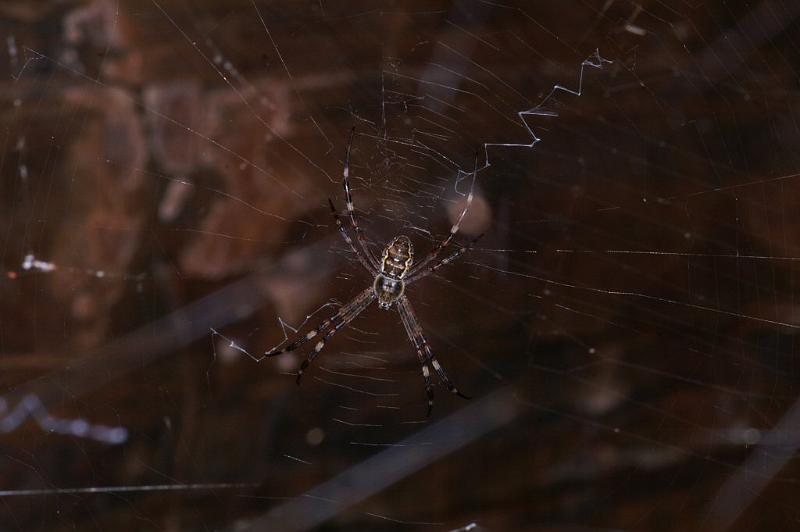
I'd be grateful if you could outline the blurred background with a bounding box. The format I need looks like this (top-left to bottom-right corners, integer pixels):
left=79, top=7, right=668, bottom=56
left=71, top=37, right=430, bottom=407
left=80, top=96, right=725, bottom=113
left=2, top=0, right=800, bottom=530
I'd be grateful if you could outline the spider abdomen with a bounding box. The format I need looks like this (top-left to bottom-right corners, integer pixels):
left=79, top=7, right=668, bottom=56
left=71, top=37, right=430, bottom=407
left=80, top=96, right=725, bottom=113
left=380, top=235, right=414, bottom=279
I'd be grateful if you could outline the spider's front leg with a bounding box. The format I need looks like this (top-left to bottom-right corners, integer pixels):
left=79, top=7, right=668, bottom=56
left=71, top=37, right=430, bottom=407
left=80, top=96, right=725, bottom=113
left=396, top=295, right=469, bottom=416
left=265, top=287, right=376, bottom=384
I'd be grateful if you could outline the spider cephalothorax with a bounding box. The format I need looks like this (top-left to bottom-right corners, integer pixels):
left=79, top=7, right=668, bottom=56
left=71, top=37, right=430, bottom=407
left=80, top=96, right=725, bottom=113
left=266, top=129, right=481, bottom=415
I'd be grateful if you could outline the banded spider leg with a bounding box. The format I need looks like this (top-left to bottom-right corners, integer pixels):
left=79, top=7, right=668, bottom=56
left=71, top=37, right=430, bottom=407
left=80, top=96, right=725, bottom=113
left=396, top=294, right=470, bottom=416
left=406, top=153, right=479, bottom=278
left=405, top=232, right=484, bottom=285
left=332, top=127, right=380, bottom=270
left=264, top=287, right=376, bottom=384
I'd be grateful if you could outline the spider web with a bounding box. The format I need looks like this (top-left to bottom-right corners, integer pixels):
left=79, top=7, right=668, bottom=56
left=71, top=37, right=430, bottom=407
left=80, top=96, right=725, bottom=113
left=2, top=1, right=800, bottom=530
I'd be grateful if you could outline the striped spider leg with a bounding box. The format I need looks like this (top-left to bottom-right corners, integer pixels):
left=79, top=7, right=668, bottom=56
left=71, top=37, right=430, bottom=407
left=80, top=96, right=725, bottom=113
left=265, top=287, right=376, bottom=383
left=405, top=153, right=479, bottom=278
left=268, top=130, right=383, bottom=390
left=404, top=232, right=484, bottom=285
left=331, top=127, right=381, bottom=270
left=396, top=295, right=470, bottom=416
left=329, top=198, right=378, bottom=275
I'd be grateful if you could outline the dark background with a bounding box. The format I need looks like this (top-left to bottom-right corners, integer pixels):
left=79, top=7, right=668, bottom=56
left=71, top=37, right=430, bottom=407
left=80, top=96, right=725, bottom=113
left=2, top=1, right=800, bottom=530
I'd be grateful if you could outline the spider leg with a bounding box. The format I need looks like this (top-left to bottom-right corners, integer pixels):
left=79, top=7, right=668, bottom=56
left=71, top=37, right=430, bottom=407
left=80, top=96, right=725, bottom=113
left=407, top=153, right=478, bottom=277
left=396, top=295, right=468, bottom=416
left=265, top=287, right=373, bottom=359
left=296, top=287, right=376, bottom=384
left=396, top=298, right=435, bottom=415
left=329, top=199, right=377, bottom=275
left=405, top=232, right=484, bottom=285
left=263, top=316, right=333, bottom=359
left=341, top=127, right=380, bottom=269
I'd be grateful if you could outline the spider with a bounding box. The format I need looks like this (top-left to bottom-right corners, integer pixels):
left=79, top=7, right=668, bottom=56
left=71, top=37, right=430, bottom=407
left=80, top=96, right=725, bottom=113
left=268, top=129, right=482, bottom=415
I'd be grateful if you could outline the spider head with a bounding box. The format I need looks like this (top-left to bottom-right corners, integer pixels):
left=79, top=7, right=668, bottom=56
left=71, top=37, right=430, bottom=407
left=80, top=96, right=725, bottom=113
left=373, top=274, right=404, bottom=310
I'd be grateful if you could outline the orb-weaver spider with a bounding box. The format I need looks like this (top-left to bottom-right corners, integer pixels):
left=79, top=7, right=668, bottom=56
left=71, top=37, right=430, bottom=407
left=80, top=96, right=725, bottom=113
left=269, top=129, right=482, bottom=415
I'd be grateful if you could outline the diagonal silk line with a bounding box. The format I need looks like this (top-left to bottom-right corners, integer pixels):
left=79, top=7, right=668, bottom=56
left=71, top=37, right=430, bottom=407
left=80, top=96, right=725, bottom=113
left=703, top=395, right=800, bottom=531
left=3, top=237, right=334, bottom=411
left=240, top=385, right=522, bottom=531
